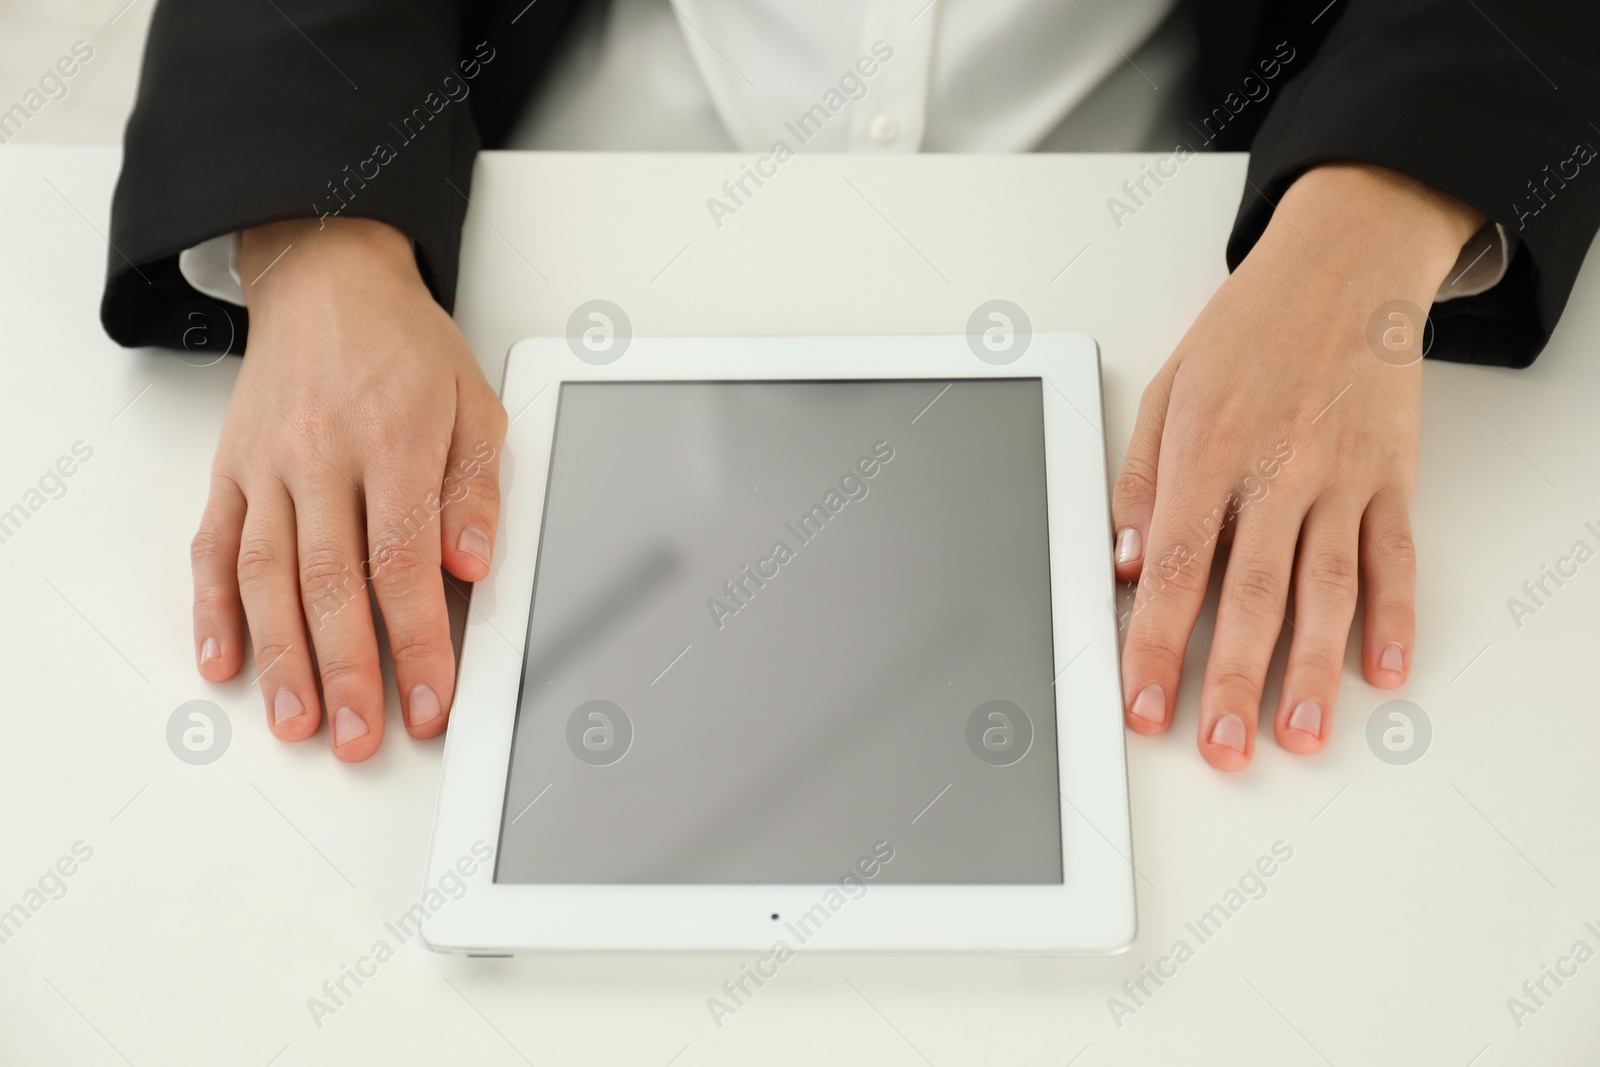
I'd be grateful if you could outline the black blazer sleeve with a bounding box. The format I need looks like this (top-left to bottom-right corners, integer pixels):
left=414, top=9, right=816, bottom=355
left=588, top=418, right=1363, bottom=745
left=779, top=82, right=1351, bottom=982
left=106, top=0, right=1597, bottom=369
left=99, top=0, right=571, bottom=353
left=1210, top=0, right=1600, bottom=367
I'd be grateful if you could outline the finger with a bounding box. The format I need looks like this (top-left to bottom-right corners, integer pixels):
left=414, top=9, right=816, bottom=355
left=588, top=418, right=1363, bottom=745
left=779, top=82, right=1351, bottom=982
left=1120, top=457, right=1228, bottom=737
left=1359, top=486, right=1415, bottom=688
left=439, top=390, right=507, bottom=583
left=1274, top=499, right=1361, bottom=755
left=1195, top=501, right=1299, bottom=771
left=366, top=455, right=456, bottom=739
left=191, top=476, right=247, bottom=682
left=1111, top=361, right=1177, bottom=583
left=294, top=474, right=385, bottom=761
left=234, top=481, right=322, bottom=742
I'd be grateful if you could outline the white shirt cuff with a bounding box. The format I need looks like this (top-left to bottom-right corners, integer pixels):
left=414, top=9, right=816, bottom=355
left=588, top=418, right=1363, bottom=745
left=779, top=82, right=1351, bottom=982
left=1435, top=220, right=1514, bottom=303
left=177, top=217, right=1512, bottom=312
left=178, top=231, right=246, bottom=306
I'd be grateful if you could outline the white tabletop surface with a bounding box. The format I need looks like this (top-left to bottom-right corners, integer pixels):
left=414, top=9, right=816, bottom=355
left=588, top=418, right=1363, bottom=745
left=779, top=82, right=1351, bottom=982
left=3, top=145, right=1598, bottom=1066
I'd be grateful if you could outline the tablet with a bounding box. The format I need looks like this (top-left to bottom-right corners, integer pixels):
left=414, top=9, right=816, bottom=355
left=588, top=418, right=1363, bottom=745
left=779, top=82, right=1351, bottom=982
left=420, top=333, right=1135, bottom=954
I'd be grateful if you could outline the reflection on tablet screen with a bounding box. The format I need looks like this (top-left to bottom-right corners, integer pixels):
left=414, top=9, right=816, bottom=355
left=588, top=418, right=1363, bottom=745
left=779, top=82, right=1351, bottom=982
left=495, top=380, right=1062, bottom=884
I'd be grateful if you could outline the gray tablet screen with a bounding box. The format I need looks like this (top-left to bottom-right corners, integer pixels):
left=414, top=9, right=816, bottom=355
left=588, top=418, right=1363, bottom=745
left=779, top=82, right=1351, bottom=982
left=495, top=380, right=1062, bottom=884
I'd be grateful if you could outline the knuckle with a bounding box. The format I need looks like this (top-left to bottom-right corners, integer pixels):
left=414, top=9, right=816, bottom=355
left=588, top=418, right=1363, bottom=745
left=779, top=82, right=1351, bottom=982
left=1183, top=408, right=1238, bottom=455
left=192, top=588, right=236, bottom=618
left=299, top=547, right=361, bottom=603
left=190, top=522, right=231, bottom=568
left=316, top=655, right=373, bottom=692
left=1289, top=646, right=1343, bottom=685
left=287, top=403, right=339, bottom=449
left=1114, top=460, right=1158, bottom=509
left=236, top=537, right=282, bottom=587
left=1207, top=665, right=1262, bottom=699
left=251, top=641, right=296, bottom=675
left=464, top=471, right=501, bottom=513
left=444, top=464, right=499, bottom=513
left=1226, top=563, right=1283, bottom=611
left=379, top=503, right=438, bottom=545
left=368, top=537, right=433, bottom=584
left=1304, top=550, right=1359, bottom=599
left=368, top=417, right=445, bottom=462
left=461, top=382, right=510, bottom=440
left=1142, top=542, right=1206, bottom=597
left=1372, top=529, right=1417, bottom=571
left=1123, top=630, right=1185, bottom=677
left=388, top=631, right=445, bottom=670
left=474, top=459, right=503, bottom=500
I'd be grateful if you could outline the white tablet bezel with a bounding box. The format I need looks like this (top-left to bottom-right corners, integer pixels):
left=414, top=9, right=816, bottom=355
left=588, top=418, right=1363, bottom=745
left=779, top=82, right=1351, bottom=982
left=421, top=333, right=1135, bottom=955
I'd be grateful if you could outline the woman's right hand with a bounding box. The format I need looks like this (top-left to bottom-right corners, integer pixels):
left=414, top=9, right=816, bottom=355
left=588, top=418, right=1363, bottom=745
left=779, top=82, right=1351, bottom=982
left=188, top=217, right=508, bottom=761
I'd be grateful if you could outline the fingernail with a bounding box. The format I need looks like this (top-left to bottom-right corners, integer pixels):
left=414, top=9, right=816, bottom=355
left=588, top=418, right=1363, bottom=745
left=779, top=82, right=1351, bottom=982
left=333, top=706, right=369, bottom=747
left=1287, top=698, right=1322, bottom=738
left=409, top=684, right=443, bottom=727
left=272, top=688, right=304, bottom=726
left=1380, top=643, right=1404, bottom=673
left=1115, top=527, right=1142, bottom=566
left=1130, top=683, right=1165, bottom=725
left=458, top=525, right=492, bottom=567
left=1209, top=713, right=1247, bottom=753
left=199, top=637, right=220, bottom=666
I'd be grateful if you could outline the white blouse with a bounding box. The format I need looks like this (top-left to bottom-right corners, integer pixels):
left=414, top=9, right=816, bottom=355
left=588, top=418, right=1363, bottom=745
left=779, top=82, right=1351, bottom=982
left=180, top=0, right=1507, bottom=305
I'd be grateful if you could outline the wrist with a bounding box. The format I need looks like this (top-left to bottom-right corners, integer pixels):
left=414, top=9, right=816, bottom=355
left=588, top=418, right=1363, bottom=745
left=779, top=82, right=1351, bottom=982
left=240, top=217, right=423, bottom=310
left=1257, top=163, right=1487, bottom=306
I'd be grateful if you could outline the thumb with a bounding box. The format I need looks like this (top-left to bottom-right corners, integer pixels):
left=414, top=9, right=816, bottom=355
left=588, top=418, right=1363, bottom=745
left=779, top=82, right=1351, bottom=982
left=440, top=387, right=508, bottom=583
left=1111, top=360, right=1176, bottom=584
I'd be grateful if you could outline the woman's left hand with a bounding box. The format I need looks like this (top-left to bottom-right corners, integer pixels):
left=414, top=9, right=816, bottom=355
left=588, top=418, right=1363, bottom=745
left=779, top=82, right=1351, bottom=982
left=1112, top=162, right=1487, bottom=770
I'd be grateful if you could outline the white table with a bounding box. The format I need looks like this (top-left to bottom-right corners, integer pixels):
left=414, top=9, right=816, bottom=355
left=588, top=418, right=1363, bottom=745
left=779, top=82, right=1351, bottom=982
left=3, top=145, right=1597, bottom=1066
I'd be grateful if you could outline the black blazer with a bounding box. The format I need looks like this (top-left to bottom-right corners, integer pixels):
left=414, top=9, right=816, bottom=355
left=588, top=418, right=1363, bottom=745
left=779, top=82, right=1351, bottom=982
left=102, top=0, right=1600, bottom=367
